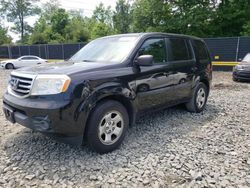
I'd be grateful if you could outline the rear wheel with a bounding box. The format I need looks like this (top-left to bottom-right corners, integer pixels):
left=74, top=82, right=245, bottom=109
left=86, top=100, right=129, bottom=153
left=185, top=82, right=208, bottom=113
left=5, top=63, right=14, bottom=69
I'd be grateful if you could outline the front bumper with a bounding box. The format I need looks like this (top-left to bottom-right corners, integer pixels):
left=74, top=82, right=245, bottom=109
left=233, top=70, right=250, bottom=81
left=3, top=93, right=86, bottom=145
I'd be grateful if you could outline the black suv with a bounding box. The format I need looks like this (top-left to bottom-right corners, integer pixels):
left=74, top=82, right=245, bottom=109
left=3, top=33, right=212, bottom=153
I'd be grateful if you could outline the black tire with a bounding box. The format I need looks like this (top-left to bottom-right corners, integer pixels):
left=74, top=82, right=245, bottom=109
left=233, top=77, right=239, bottom=82
left=5, top=63, right=14, bottom=69
left=86, top=100, right=129, bottom=154
left=185, top=82, right=208, bottom=113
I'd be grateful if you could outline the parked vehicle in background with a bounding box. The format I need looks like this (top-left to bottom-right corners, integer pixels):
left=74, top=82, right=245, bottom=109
left=3, top=33, right=212, bottom=153
left=0, top=56, right=47, bottom=69
left=233, top=53, right=250, bottom=82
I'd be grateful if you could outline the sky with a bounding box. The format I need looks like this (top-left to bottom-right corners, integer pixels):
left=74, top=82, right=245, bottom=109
left=4, top=0, right=118, bottom=41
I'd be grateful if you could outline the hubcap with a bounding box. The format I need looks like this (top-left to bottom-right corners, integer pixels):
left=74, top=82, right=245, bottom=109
left=98, top=111, right=124, bottom=145
left=196, top=88, right=206, bottom=109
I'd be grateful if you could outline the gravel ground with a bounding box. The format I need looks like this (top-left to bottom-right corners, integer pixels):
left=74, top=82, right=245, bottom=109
left=0, top=70, right=249, bottom=188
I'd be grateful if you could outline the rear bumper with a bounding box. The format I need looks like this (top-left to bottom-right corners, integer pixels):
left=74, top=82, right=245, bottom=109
left=3, top=93, right=87, bottom=145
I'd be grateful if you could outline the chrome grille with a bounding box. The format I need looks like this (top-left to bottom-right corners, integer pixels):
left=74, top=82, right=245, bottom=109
left=8, top=72, right=36, bottom=98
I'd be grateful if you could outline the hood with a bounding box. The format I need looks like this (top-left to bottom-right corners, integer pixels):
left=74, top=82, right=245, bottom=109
left=240, top=61, right=250, bottom=66
left=16, top=61, right=112, bottom=75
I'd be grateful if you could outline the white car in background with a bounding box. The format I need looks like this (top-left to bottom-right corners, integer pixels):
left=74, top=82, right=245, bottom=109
left=0, top=56, right=47, bottom=69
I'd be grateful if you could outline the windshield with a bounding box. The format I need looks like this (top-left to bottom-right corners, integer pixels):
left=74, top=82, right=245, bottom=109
left=70, top=36, right=139, bottom=63
left=242, top=54, right=250, bottom=63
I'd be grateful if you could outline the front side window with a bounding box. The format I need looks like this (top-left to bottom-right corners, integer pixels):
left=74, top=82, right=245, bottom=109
left=167, top=38, right=191, bottom=61
left=20, top=57, right=29, bottom=60
left=138, top=38, right=166, bottom=63
left=70, top=36, right=140, bottom=64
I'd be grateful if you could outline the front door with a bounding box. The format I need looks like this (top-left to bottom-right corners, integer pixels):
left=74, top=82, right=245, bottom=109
left=134, top=38, right=176, bottom=112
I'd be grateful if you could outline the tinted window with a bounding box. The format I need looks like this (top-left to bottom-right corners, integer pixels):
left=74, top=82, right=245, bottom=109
left=29, top=57, right=39, bottom=60
left=20, top=57, right=29, bottom=60
left=21, top=57, right=38, bottom=60
left=139, top=38, right=166, bottom=63
left=193, top=40, right=209, bottom=60
left=167, top=38, right=191, bottom=61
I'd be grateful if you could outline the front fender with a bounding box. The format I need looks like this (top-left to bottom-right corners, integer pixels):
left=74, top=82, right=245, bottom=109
left=73, top=81, right=136, bottom=138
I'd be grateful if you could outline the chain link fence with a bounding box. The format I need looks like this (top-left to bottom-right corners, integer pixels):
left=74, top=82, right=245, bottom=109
left=1, top=37, right=250, bottom=62
left=204, top=36, right=250, bottom=62
left=0, top=43, right=86, bottom=60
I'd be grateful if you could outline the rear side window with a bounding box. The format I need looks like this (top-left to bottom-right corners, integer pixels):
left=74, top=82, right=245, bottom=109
left=21, top=57, right=38, bottom=60
left=138, top=38, right=166, bottom=63
left=29, top=57, right=39, bottom=60
left=193, top=40, right=209, bottom=60
left=167, top=38, right=192, bottom=61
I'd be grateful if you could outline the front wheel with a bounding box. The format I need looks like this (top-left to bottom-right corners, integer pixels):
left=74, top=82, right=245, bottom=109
left=5, top=63, right=14, bottom=69
left=185, top=82, right=208, bottom=113
left=233, top=77, right=240, bottom=82
left=85, top=100, right=129, bottom=154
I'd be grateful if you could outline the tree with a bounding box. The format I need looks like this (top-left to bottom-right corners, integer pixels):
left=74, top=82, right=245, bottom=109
left=90, top=3, right=114, bottom=39
left=241, top=21, right=250, bottom=36
left=168, top=0, right=215, bottom=37
left=41, top=0, right=60, bottom=20
left=29, top=16, right=50, bottom=44
left=130, top=0, right=216, bottom=37
left=211, top=0, right=250, bottom=37
left=29, top=7, right=90, bottom=44
left=51, top=8, right=69, bottom=36
left=92, top=3, right=113, bottom=25
left=0, top=0, right=40, bottom=43
left=64, top=13, right=90, bottom=43
left=0, top=25, right=12, bottom=45
left=131, top=0, right=172, bottom=32
left=113, top=0, right=131, bottom=33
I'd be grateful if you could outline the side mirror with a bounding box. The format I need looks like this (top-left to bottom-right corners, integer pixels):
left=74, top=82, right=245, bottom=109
left=136, top=55, right=153, bottom=66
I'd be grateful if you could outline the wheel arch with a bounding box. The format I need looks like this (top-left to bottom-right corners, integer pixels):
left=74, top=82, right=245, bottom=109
left=5, top=63, right=14, bottom=69
left=89, top=95, right=136, bottom=126
left=82, top=94, right=137, bottom=143
left=200, top=78, right=210, bottom=94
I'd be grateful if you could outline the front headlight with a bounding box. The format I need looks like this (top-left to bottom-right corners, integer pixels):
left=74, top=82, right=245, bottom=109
left=235, top=65, right=244, bottom=70
left=30, top=75, right=71, bottom=95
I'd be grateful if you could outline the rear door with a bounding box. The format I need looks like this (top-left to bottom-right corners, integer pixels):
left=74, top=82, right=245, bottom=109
left=166, top=38, right=196, bottom=101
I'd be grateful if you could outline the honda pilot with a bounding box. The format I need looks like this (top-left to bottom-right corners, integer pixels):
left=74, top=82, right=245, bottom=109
left=3, top=33, right=212, bottom=153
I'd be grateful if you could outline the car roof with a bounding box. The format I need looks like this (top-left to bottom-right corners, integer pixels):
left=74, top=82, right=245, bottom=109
left=100, top=32, right=203, bottom=41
